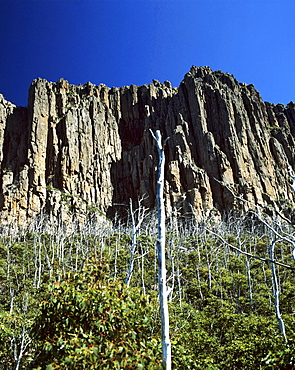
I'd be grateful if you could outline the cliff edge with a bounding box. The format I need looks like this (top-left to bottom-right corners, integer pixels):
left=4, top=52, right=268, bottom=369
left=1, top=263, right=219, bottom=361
left=1, top=66, right=295, bottom=225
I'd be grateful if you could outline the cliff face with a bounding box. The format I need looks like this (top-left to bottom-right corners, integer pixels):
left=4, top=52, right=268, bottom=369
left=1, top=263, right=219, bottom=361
left=1, top=66, right=295, bottom=225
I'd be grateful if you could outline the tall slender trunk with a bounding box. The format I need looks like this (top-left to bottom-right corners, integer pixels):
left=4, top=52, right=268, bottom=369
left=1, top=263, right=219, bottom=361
left=151, top=129, right=172, bottom=369
left=270, top=237, right=288, bottom=343
left=126, top=199, right=137, bottom=286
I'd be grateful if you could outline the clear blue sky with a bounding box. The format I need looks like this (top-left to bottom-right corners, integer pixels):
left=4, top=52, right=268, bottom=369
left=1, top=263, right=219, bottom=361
left=1, top=0, right=294, bottom=107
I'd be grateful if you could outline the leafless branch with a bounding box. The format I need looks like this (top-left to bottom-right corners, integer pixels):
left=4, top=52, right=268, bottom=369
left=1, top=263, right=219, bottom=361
left=206, top=227, right=295, bottom=271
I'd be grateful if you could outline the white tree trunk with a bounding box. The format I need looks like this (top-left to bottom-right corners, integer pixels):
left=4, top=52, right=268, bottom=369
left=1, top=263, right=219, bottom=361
left=270, top=237, right=288, bottom=343
left=126, top=199, right=137, bottom=286
left=152, top=129, right=172, bottom=369
left=126, top=197, right=147, bottom=286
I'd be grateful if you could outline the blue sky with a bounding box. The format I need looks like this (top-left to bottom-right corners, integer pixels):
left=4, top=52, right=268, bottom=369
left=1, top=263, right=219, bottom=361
left=1, top=0, right=295, bottom=107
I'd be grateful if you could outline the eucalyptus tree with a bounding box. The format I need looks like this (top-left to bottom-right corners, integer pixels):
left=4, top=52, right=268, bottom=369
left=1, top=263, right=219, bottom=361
left=150, top=129, right=171, bottom=370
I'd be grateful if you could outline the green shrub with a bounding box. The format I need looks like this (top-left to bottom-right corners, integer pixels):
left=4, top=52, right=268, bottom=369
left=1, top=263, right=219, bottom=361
left=30, top=262, right=162, bottom=369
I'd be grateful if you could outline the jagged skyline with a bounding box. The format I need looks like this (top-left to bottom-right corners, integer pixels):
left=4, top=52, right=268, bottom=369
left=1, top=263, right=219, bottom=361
left=1, top=66, right=295, bottom=225
left=1, top=0, right=295, bottom=107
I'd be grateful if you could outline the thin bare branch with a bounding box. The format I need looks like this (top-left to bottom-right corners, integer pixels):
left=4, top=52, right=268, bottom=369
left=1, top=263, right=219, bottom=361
left=206, top=227, right=295, bottom=271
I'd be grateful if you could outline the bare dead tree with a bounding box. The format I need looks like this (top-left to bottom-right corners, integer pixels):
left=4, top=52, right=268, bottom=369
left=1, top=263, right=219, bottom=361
left=270, top=236, right=288, bottom=342
left=125, top=197, right=149, bottom=286
left=150, top=129, right=171, bottom=370
left=211, top=177, right=295, bottom=342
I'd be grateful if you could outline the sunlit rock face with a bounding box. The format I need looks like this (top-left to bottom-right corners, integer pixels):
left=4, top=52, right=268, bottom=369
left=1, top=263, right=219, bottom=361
left=0, top=66, right=295, bottom=225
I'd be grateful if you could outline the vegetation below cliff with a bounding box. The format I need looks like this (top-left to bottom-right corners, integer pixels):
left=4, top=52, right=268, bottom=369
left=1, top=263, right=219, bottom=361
left=1, top=209, right=295, bottom=369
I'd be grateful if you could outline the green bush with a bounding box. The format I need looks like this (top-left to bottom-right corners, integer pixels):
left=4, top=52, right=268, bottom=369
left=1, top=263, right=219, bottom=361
left=169, top=301, right=295, bottom=369
left=30, top=262, right=162, bottom=369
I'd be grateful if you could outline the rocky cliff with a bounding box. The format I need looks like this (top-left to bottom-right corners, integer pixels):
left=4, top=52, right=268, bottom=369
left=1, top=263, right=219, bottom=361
left=1, top=66, right=295, bottom=226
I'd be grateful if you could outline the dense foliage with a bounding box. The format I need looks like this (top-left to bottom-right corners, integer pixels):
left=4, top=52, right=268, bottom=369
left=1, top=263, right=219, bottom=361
left=30, top=263, right=162, bottom=369
left=1, top=213, right=295, bottom=369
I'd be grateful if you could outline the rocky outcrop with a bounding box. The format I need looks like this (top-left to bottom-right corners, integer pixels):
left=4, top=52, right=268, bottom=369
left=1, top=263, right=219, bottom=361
left=1, top=66, right=295, bottom=226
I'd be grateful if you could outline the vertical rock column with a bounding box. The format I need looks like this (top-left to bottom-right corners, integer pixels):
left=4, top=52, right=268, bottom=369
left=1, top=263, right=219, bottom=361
left=27, top=79, right=51, bottom=218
